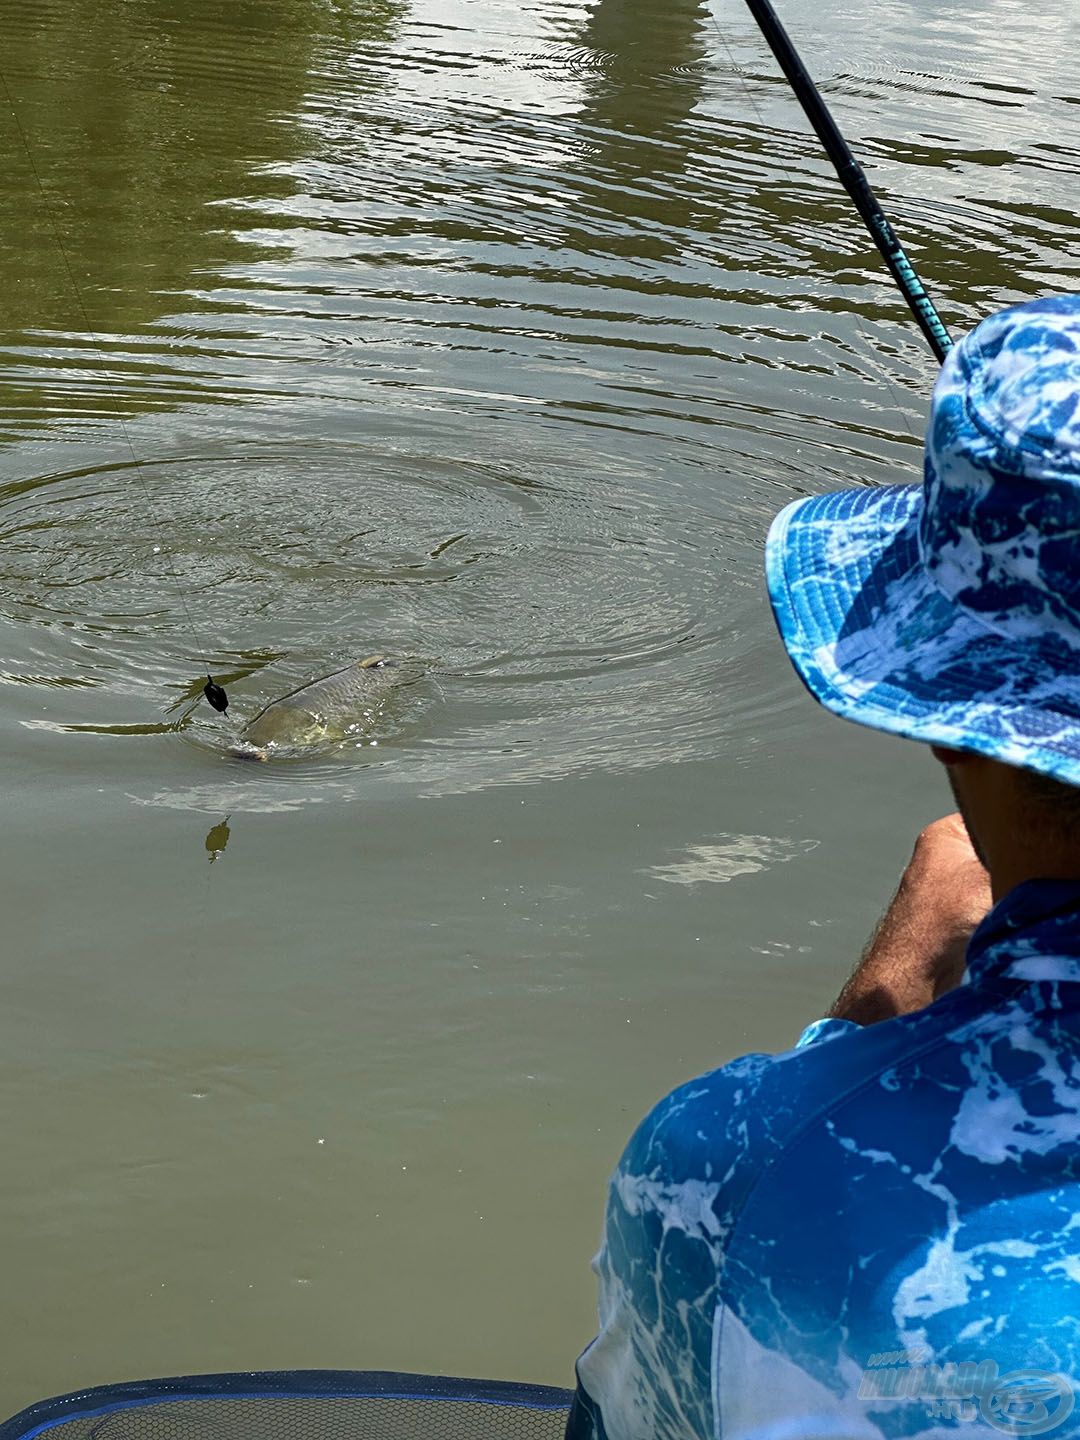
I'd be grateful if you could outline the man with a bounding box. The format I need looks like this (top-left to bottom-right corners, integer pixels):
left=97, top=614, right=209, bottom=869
left=568, top=295, right=1080, bottom=1440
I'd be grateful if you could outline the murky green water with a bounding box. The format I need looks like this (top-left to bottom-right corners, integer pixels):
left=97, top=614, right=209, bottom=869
left=0, top=0, right=1076, bottom=1411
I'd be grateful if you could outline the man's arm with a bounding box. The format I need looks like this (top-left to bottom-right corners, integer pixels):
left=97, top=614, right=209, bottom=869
left=828, top=812, right=992, bottom=1026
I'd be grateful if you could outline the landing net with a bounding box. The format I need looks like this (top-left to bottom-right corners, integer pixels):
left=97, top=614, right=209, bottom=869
left=0, top=1370, right=574, bottom=1440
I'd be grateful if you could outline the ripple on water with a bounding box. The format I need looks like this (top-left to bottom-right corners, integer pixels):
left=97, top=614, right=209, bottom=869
left=1, top=0, right=1074, bottom=815
left=0, top=405, right=803, bottom=811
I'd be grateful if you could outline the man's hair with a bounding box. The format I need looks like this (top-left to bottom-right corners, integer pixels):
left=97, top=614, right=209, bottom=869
left=1016, top=766, right=1080, bottom=831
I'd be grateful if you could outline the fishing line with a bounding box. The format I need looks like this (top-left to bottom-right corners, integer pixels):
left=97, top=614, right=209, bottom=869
left=0, top=69, right=230, bottom=718
left=708, top=11, right=922, bottom=445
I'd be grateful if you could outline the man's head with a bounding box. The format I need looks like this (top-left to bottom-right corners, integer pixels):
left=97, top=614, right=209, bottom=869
left=931, top=747, right=1080, bottom=899
left=766, top=294, right=1080, bottom=892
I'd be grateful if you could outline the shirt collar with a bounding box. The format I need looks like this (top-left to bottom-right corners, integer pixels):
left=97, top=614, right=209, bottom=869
left=967, top=878, right=1080, bottom=985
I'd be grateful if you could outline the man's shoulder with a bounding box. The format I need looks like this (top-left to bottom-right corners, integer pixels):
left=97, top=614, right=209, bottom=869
left=583, top=1004, right=971, bottom=1438
left=616, top=992, right=977, bottom=1224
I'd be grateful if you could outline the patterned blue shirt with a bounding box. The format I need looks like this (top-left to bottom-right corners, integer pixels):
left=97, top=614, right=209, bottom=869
left=570, top=881, right=1080, bottom=1440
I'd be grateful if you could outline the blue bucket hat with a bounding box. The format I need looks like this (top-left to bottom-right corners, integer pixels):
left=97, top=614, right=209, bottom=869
left=765, top=294, right=1080, bottom=784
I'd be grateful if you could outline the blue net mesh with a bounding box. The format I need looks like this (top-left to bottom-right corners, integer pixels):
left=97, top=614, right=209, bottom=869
left=0, top=1371, right=573, bottom=1440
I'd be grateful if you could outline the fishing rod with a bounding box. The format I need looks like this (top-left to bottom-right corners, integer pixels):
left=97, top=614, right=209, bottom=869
left=739, top=0, right=953, bottom=363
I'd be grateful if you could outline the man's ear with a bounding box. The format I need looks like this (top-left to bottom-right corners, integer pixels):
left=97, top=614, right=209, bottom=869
left=931, top=745, right=977, bottom=766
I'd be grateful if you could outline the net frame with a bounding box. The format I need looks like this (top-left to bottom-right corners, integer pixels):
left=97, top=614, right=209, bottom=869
left=0, top=1370, right=574, bottom=1440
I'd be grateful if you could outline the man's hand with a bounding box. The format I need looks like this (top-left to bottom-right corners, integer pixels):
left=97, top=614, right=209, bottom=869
left=829, top=814, right=993, bottom=1026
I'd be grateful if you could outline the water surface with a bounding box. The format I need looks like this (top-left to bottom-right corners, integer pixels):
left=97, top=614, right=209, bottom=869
left=0, top=0, right=1076, bottom=1410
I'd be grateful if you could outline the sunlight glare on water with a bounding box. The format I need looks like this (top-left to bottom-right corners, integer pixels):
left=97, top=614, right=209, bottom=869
left=0, top=0, right=1076, bottom=1412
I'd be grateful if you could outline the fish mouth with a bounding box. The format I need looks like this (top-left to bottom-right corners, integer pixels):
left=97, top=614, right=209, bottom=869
left=229, top=741, right=270, bottom=762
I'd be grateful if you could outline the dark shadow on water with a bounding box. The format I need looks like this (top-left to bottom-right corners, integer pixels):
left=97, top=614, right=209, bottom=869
left=547, top=0, right=714, bottom=264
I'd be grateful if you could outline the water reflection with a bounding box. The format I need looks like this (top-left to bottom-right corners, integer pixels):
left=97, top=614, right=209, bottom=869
left=204, top=816, right=231, bottom=864
left=0, top=0, right=408, bottom=425
left=573, top=0, right=712, bottom=143
left=549, top=0, right=716, bottom=271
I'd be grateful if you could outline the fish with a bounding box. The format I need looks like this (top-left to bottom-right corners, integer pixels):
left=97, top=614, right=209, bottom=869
left=231, top=655, right=397, bottom=760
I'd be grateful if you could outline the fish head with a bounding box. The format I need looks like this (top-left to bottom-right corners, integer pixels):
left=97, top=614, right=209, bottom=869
left=238, top=702, right=330, bottom=753
left=229, top=739, right=271, bottom=762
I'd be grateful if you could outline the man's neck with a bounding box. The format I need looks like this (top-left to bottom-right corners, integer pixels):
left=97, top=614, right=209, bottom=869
left=990, top=854, right=1080, bottom=905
